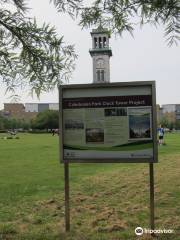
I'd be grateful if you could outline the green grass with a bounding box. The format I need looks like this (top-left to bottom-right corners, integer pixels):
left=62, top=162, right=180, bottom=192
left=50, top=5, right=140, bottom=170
left=0, top=132, right=180, bottom=240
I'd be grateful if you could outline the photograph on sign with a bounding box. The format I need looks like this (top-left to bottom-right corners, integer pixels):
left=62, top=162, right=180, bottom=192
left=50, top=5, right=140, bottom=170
left=128, top=107, right=152, bottom=139
left=60, top=82, right=157, bottom=163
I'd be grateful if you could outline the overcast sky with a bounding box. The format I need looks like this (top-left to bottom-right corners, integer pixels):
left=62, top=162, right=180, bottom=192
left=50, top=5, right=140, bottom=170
left=0, top=0, right=180, bottom=109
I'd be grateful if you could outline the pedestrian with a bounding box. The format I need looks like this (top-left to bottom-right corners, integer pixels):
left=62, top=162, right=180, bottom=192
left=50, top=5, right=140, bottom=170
left=158, top=125, right=164, bottom=145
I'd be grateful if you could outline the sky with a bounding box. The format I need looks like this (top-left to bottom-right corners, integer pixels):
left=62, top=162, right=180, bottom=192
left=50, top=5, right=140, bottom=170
left=0, top=0, right=180, bottom=109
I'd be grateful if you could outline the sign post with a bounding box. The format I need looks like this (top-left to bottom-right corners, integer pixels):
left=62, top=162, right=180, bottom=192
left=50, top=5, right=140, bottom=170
left=59, top=81, right=157, bottom=232
left=149, top=163, right=155, bottom=231
left=64, top=162, right=70, bottom=231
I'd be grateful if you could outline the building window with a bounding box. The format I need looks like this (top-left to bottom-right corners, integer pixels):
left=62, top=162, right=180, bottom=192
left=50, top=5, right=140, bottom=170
left=94, top=37, right=98, bottom=48
left=97, top=70, right=101, bottom=82
left=101, top=70, right=104, bottom=81
left=99, top=37, right=102, bottom=48
left=96, top=69, right=105, bottom=82
left=103, top=37, right=107, bottom=47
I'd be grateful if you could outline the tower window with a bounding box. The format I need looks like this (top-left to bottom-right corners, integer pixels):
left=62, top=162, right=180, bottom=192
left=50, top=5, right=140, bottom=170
left=99, top=37, right=102, bottom=48
left=103, top=37, right=107, bottom=47
left=97, top=70, right=101, bottom=82
left=101, top=70, right=105, bottom=81
left=96, top=69, right=105, bottom=82
left=94, top=37, right=98, bottom=48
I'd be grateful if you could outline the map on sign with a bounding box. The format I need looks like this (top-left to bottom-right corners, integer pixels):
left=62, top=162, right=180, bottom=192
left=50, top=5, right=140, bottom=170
left=59, top=82, right=157, bottom=163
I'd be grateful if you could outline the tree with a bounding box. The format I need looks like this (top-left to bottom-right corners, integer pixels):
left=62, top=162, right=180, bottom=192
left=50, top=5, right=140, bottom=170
left=53, top=0, right=180, bottom=46
left=32, top=110, right=59, bottom=130
left=160, top=116, right=175, bottom=129
left=0, top=115, right=5, bottom=130
left=0, top=0, right=179, bottom=96
left=0, top=0, right=76, bottom=97
left=175, top=120, right=180, bottom=129
left=0, top=114, right=31, bottom=130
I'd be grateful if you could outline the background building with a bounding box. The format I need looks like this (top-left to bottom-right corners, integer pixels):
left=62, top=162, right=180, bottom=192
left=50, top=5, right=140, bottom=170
left=49, top=103, right=59, bottom=111
left=25, top=103, right=38, bottom=113
left=2, top=103, right=59, bottom=121
left=25, top=103, right=59, bottom=113
left=3, top=103, right=37, bottom=120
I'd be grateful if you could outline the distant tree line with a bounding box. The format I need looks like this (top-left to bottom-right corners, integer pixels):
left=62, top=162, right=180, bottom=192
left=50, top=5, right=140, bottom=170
left=159, top=117, right=180, bottom=130
left=0, top=110, right=59, bottom=132
left=31, top=110, right=59, bottom=131
left=0, top=116, right=30, bottom=131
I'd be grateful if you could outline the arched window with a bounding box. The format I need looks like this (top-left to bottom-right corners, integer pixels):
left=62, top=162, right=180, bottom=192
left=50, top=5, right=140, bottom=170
left=96, top=69, right=105, bottom=82
left=97, top=70, right=101, bottom=82
left=99, top=37, right=102, bottom=48
left=103, top=37, right=107, bottom=47
left=94, top=37, right=98, bottom=48
left=101, top=70, right=105, bottom=81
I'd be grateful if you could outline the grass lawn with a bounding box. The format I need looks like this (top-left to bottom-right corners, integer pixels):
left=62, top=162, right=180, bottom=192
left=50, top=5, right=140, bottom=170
left=0, top=133, right=180, bottom=239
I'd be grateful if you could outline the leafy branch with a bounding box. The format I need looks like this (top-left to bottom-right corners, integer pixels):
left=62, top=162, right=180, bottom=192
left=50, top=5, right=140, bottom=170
left=52, top=0, right=180, bottom=45
left=0, top=0, right=77, bottom=96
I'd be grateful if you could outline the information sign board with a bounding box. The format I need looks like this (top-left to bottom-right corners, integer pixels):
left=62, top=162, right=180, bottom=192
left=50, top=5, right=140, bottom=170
left=59, top=81, right=157, bottom=163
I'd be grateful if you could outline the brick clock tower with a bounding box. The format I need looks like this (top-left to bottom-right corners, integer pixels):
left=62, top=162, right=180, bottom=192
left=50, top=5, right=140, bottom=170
left=89, top=26, right=112, bottom=83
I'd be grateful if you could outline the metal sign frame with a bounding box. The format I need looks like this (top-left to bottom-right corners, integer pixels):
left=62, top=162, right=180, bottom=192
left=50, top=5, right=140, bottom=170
left=59, top=81, right=157, bottom=233
left=59, top=81, right=157, bottom=164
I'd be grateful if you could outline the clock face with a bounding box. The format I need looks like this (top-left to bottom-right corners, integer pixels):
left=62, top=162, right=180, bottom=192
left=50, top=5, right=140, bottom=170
left=96, top=58, right=104, bottom=68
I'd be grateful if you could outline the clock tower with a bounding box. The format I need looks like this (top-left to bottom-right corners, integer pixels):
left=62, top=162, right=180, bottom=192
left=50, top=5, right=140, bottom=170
left=89, top=26, right=112, bottom=83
